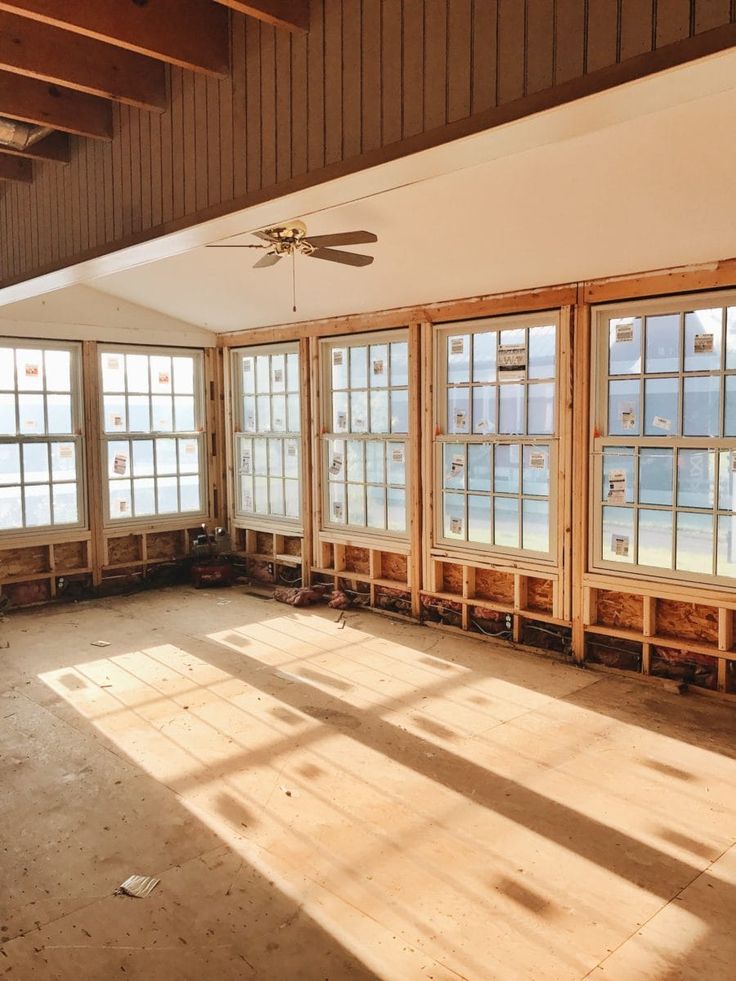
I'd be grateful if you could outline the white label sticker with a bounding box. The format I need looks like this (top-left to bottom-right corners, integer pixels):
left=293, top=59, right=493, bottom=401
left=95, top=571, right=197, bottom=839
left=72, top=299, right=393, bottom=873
left=730, top=450, right=736, bottom=473
left=23, top=419, right=36, bottom=430
left=241, top=450, right=251, bottom=474
left=158, top=371, right=170, bottom=385
left=287, top=441, right=297, bottom=458
left=498, top=344, right=527, bottom=379
left=529, top=451, right=546, bottom=469
left=59, top=444, right=73, bottom=459
left=450, top=516, right=463, bottom=535
left=694, top=332, right=714, bottom=354
left=475, top=419, right=488, bottom=432
left=615, top=321, right=634, bottom=343
left=336, top=411, right=347, bottom=430
left=329, top=452, right=343, bottom=475
left=391, top=447, right=404, bottom=464
left=184, top=442, right=196, bottom=455
left=24, top=363, right=40, bottom=378
left=273, top=416, right=283, bottom=428
left=652, top=415, right=672, bottom=431
left=243, top=491, right=253, bottom=511
left=372, top=359, right=384, bottom=376
left=106, top=356, right=121, bottom=371
left=454, top=410, right=467, bottom=429
left=611, top=533, right=629, bottom=557
left=243, top=359, right=252, bottom=372
left=607, top=468, right=626, bottom=504
left=118, top=499, right=129, bottom=514
left=354, top=416, right=365, bottom=429
left=113, top=453, right=128, bottom=476
left=447, top=454, right=464, bottom=481
left=246, top=413, right=255, bottom=430
left=333, top=501, right=344, bottom=520
left=449, top=337, right=465, bottom=356
left=332, top=350, right=344, bottom=366
left=273, top=368, right=283, bottom=384
left=110, top=413, right=123, bottom=429
left=620, top=406, right=636, bottom=430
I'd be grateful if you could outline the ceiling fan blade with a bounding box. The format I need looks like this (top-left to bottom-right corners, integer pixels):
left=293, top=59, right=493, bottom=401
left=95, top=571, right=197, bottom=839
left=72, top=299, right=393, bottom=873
left=305, top=230, right=378, bottom=248
left=253, top=230, right=276, bottom=241
left=254, top=252, right=282, bottom=268
left=308, top=247, right=374, bottom=267
left=206, top=244, right=266, bottom=249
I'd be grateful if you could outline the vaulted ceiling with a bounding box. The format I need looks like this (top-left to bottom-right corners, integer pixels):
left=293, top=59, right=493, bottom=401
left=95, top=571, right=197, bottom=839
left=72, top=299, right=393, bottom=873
left=0, top=0, right=309, bottom=183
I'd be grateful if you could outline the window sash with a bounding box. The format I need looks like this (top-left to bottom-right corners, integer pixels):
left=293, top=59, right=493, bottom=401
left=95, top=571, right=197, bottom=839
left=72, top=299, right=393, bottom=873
left=434, top=314, right=559, bottom=561
left=0, top=339, right=85, bottom=534
left=320, top=330, right=410, bottom=538
left=591, top=291, right=736, bottom=587
left=232, top=343, right=302, bottom=528
left=99, top=345, right=207, bottom=526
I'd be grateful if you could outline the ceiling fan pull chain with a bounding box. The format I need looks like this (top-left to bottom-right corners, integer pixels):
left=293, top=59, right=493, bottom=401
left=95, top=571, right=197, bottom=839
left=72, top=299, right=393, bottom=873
left=292, top=249, right=297, bottom=313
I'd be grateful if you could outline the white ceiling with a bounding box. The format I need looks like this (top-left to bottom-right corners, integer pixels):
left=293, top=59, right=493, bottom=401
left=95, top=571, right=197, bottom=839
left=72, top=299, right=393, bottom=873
left=2, top=47, right=736, bottom=338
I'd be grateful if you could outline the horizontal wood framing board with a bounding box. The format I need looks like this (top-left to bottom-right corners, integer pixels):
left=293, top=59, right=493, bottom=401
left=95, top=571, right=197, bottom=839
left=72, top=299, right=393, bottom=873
left=0, top=69, right=113, bottom=139
left=3, top=5, right=736, bottom=288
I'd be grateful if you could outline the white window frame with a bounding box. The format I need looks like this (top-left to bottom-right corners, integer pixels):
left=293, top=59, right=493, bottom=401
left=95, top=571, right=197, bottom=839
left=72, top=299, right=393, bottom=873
left=231, top=341, right=302, bottom=533
left=434, top=312, right=560, bottom=564
left=99, top=344, right=208, bottom=528
left=590, top=290, right=736, bottom=588
left=319, top=329, right=411, bottom=543
left=0, top=337, right=86, bottom=537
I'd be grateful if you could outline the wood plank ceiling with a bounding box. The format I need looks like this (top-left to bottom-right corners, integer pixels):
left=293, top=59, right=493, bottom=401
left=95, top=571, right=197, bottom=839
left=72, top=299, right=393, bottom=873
left=0, top=0, right=309, bottom=182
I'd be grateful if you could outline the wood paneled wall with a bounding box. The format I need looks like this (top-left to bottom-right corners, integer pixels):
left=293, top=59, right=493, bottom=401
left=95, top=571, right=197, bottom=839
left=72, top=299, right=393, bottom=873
left=2, top=0, right=735, bottom=286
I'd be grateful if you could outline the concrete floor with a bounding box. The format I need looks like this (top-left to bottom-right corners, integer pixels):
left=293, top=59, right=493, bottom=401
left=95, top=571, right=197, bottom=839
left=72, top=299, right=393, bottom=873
left=0, top=586, right=735, bottom=980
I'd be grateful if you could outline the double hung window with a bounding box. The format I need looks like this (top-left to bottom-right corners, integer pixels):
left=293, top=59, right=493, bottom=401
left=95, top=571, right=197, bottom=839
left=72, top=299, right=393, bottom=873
left=437, top=315, right=558, bottom=558
left=0, top=340, right=84, bottom=533
left=100, top=347, right=206, bottom=523
left=593, top=294, right=736, bottom=583
left=321, top=332, right=410, bottom=536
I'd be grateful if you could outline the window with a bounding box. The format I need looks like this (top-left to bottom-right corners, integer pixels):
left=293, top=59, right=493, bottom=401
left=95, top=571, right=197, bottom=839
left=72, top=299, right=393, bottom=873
left=100, top=347, right=206, bottom=523
left=321, top=331, right=409, bottom=536
left=233, top=344, right=301, bottom=524
left=0, top=340, right=84, bottom=533
left=436, top=315, right=558, bottom=558
left=593, top=294, right=736, bottom=584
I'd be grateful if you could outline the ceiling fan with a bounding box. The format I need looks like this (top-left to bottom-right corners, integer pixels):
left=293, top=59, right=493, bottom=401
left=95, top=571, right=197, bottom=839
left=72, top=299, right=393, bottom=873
left=206, top=220, right=377, bottom=312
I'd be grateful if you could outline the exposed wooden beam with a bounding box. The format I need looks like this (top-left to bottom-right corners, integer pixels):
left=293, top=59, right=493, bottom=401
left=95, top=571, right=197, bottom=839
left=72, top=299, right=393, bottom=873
left=0, top=151, right=32, bottom=182
left=0, top=12, right=166, bottom=110
left=0, top=71, right=112, bottom=139
left=0, top=0, right=229, bottom=75
left=0, top=130, right=69, bottom=163
left=215, top=0, right=310, bottom=32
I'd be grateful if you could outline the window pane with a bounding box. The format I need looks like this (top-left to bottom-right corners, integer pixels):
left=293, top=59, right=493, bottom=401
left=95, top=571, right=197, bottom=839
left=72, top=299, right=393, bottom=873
left=602, top=506, right=634, bottom=563
left=494, top=498, right=519, bottom=548
left=523, top=499, right=549, bottom=552
left=240, top=476, right=253, bottom=512
left=108, top=441, right=129, bottom=479
left=683, top=376, right=720, bottom=436
left=724, top=376, right=736, bottom=437
left=256, top=394, right=271, bottom=432
left=447, top=389, right=469, bottom=433
left=609, top=317, right=641, bottom=375
left=45, top=394, right=72, bottom=435
left=255, top=355, right=270, bottom=392
left=287, top=393, right=300, bottom=432
left=0, top=393, right=15, bottom=434
left=717, top=515, right=736, bottom=578
left=390, top=390, right=409, bottom=433
left=444, top=444, right=465, bottom=490
left=0, top=444, right=20, bottom=484
left=242, top=356, right=255, bottom=394
left=473, top=332, right=495, bottom=383
left=499, top=384, right=524, bottom=434
left=269, top=477, right=284, bottom=515
left=348, top=483, right=365, bottom=526
left=468, top=444, right=491, bottom=492
left=133, top=440, right=155, bottom=477
left=676, top=512, right=713, bottom=574
left=285, top=479, right=300, bottom=518
left=151, top=356, right=172, bottom=393
left=639, top=447, right=673, bottom=505
left=133, top=478, right=156, bottom=516
left=23, top=443, right=48, bottom=483
left=494, top=444, right=519, bottom=494
left=331, top=347, right=348, bottom=390
left=472, top=385, right=496, bottom=434
left=110, top=480, right=132, bottom=519
left=254, top=476, right=268, bottom=513
left=328, top=439, right=345, bottom=481
left=19, top=394, right=44, bottom=435
left=173, top=356, right=194, bottom=394
left=370, top=390, right=389, bottom=433
left=284, top=438, right=299, bottom=479
left=287, top=353, right=299, bottom=392
left=523, top=445, right=549, bottom=496
left=390, top=342, right=408, bottom=387
left=528, top=325, right=555, bottom=379
left=527, top=383, right=554, bottom=435
left=387, top=488, right=405, bottom=532
left=366, top=485, right=385, bottom=529
left=45, top=350, right=71, bottom=391
left=127, top=354, right=149, bottom=392
left=645, top=314, right=680, bottom=374
left=468, top=495, right=491, bottom=544
left=157, top=476, right=178, bottom=515
left=726, top=308, right=736, bottom=370
left=156, top=438, right=178, bottom=476
left=151, top=395, right=174, bottom=432
left=608, top=380, right=640, bottom=436
left=443, top=492, right=465, bottom=540
left=128, top=395, right=150, bottom=432
left=677, top=449, right=714, bottom=508
left=684, top=308, right=722, bottom=373
left=643, top=377, right=679, bottom=435
left=174, top=396, right=195, bottom=431
left=351, top=391, right=368, bottom=432
left=0, top=350, right=15, bottom=389
left=17, top=350, right=43, bottom=391
left=638, top=509, right=672, bottom=569
left=0, top=486, right=22, bottom=528
left=369, top=344, right=388, bottom=388
left=271, top=354, right=286, bottom=393
left=346, top=440, right=363, bottom=482
left=602, top=447, right=635, bottom=505
left=718, top=450, right=736, bottom=511
left=387, top=443, right=405, bottom=486
left=104, top=395, right=126, bottom=433
left=348, top=345, right=367, bottom=389
left=243, top=396, right=256, bottom=431
left=52, top=483, right=78, bottom=525
left=25, top=483, right=50, bottom=527
left=447, top=335, right=470, bottom=384
left=253, top=438, right=268, bottom=475
left=333, top=391, right=348, bottom=432
left=366, top=441, right=385, bottom=483
left=271, top=395, right=286, bottom=432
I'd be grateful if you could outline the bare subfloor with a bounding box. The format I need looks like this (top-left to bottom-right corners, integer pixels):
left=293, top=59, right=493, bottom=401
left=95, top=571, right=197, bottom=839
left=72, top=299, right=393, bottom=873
left=1, top=586, right=734, bottom=980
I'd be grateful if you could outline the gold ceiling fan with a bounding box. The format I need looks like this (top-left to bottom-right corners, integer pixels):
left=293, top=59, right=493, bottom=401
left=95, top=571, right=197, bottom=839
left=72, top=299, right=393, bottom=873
left=207, top=220, right=377, bottom=312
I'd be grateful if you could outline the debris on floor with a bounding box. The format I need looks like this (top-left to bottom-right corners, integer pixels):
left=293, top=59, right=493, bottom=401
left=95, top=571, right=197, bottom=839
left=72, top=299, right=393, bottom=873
left=328, top=589, right=351, bottom=610
left=273, top=584, right=328, bottom=607
left=114, top=874, right=161, bottom=898
left=91, top=640, right=111, bottom=648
